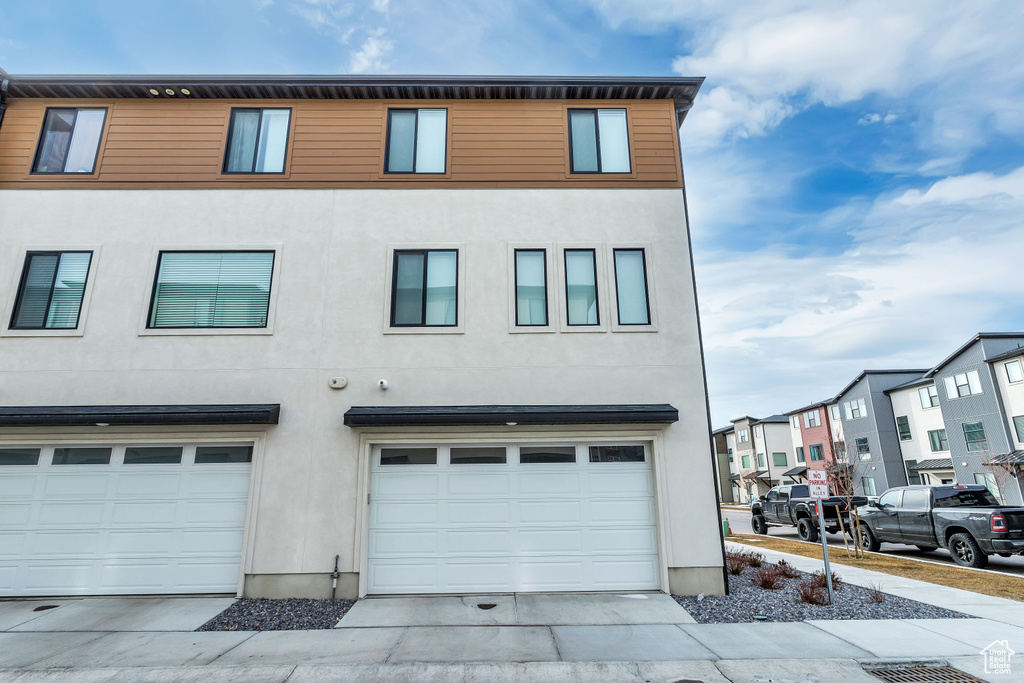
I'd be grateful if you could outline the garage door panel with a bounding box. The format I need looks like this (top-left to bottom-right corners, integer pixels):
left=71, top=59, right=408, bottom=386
left=588, top=470, right=651, bottom=494
left=100, top=562, right=170, bottom=591
left=370, top=530, right=438, bottom=556
left=116, top=473, right=183, bottom=496
left=180, top=529, right=245, bottom=554
left=0, top=475, right=37, bottom=498
left=592, top=558, right=659, bottom=587
left=0, top=504, right=33, bottom=526
left=31, top=531, right=102, bottom=557
left=374, top=473, right=440, bottom=497
left=589, top=528, right=658, bottom=554
left=446, top=530, right=511, bottom=555
left=187, top=471, right=251, bottom=496
left=517, top=471, right=581, bottom=495
left=20, top=562, right=97, bottom=592
left=443, top=561, right=513, bottom=591
left=39, top=502, right=105, bottom=526
left=0, top=532, right=25, bottom=557
left=184, top=500, right=247, bottom=525
left=112, top=501, right=179, bottom=526
left=517, top=560, right=584, bottom=590
left=588, top=499, right=654, bottom=524
left=447, top=471, right=511, bottom=496
left=373, top=502, right=437, bottom=526
left=107, top=530, right=175, bottom=555
left=517, top=528, right=583, bottom=554
left=44, top=474, right=110, bottom=497
left=446, top=501, right=509, bottom=525
left=177, top=561, right=246, bottom=590
left=0, top=566, right=15, bottom=590
left=369, top=561, right=438, bottom=593
left=518, top=500, right=581, bottom=524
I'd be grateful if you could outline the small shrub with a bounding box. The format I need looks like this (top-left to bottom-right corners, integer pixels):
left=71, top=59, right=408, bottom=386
left=810, top=569, right=844, bottom=591
left=725, top=549, right=764, bottom=569
left=775, top=559, right=800, bottom=578
left=726, top=557, right=747, bottom=575
left=752, top=564, right=785, bottom=590
left=745, top=551, right=765, bottom=567
left=797, top=578, right=829, bottom=605
left=864, top=582, right=886, bottom=604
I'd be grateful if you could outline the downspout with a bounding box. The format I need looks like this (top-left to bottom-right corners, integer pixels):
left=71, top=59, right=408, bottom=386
left=676, top=100, right=730, bottom=595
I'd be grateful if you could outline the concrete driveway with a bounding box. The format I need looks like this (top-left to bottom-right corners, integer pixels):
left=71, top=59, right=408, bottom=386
left=0, top=596, right=235, bottom=632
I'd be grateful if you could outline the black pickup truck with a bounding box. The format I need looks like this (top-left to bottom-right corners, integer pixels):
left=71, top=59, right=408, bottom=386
left=857, top=484, right=1024, bottom=568
left=751, top=484, right=868, bottom=542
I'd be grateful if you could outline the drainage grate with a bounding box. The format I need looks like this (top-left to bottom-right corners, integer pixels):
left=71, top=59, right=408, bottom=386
left=863, top=661, right=986, bottom=683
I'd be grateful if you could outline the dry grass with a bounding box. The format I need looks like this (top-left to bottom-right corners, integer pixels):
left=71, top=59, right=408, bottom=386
left=730, top=534, right=1024, bottom=602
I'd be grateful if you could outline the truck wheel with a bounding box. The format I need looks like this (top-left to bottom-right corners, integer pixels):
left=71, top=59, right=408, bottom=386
left=859, top=525, right=880, bottom=552
left=797, top=518, right=819, bottom=542
left=915, top=545, right=938, bottom=552
left=949, top=532, right=988, bottom=568
left=751, top=515, right=768, bottom=535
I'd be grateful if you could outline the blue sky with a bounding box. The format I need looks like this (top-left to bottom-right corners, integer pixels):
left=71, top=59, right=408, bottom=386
left=3, top=0, right=1022, bottom=425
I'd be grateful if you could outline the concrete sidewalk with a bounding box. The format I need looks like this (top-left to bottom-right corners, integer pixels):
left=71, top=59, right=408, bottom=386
left=1, top=547, right=1022, bottom=682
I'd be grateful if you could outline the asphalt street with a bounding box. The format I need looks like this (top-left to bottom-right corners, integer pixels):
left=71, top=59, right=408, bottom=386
left=721, top=505, right=1024, bottom=576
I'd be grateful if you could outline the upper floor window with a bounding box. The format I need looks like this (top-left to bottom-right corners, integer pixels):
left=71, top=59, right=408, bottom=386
left=829, top=405, right=840, bottom=420
left=10, top=251, right=93, bottom=330
left=391, top=250, right=457, bottom=327
left=757, top=452, right=765, bottom=467
left=962, top=421, right=988, bottom=451
left=564, top=249, right=599, bottom=326
left=928, top=429, right=948, bottom=452
left=918, top=385, right=939, bottom=409
left=844, top=397, right=867, bottom=420
left=223, top=108, right=291, bottom=174
left=896, top=415, right=912, bottom=441
left=803, top=410, right=821, bottom=428
left=809, top=444, right=824, bottom=461
left=1014, top=416, right=1024, bottom=444
left=737, top=428, right=749, bottom=443
left=514, top=249, right=547, bottom=326
left=741, top=454, right=750, bottom=468
left=791, top=415, right=799, bottom=429
left=612, top=249, right=650, bottom=325
left=944, top=370, right=982, bottom=399
left=1006, top=360, right=1023, bottom=384
left=753, top=425, right=762, bottom=438
left=148, top=251, right=274, bottom=329
left=568, top=108, right=630, bottom=173
left=796, top=446, right=805, bottom=463
left=727, top=448, right=733, bottom=462
left=855, top=437, right=871, bottom=459
left=772, top=452, right=787, bottom=467
left=385, top=109, right=448, bottom=173
left=32, top=108, right=107, bottom=174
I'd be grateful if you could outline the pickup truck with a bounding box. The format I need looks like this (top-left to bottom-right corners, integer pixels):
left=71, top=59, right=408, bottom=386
left=856, top=484, right=1024, bottom=568
left=750, top=484, right=868, bottom=542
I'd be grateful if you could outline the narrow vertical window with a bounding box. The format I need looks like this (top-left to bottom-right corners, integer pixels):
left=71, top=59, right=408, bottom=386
left=390, top=250, right=457, bottom=327
left=32, top=108, right=107, bottom=174
left=224, top=108, right=291, bottom=173
left=928, top=429, right=948, bottom=452
left=148, top=251, right=275, bottom=328
left=515, top=249, right=547, bottom=326
left=613, top=249, right=650, bottom=325
left=896, top=416, right=912, bottom=441
left=385, top=109, right=448, bottom=173
left=568, top=108, right=630, bottom=173
left=564, top=249, right=598, bottom=325
left=10, top=251, right=93, bottom=330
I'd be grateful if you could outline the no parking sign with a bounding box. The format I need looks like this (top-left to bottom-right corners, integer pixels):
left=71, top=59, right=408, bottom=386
left=808, top=469, right=829, bottom=499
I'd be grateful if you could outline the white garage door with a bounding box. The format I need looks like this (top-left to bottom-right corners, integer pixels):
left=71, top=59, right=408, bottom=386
left=0, top=443, right=252, bottom=596
left=367, top=442, right=660, bottom=594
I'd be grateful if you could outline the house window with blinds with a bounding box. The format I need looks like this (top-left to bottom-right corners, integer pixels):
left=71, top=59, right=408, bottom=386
left=9, top=251, right=93, bottom=330
left=147, top=251, right=275, bottom=328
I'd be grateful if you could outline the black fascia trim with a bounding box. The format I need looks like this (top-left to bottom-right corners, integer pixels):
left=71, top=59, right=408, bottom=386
left=0, top=404, right=281, bottom=426
left=344, top=404, right=678, bottom=427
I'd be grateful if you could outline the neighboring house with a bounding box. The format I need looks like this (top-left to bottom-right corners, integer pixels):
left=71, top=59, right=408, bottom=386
left=786, top=410, right=805, bottom=481
left=834, top=370, right=930, bottom=496
left=785, top=400, right=837, bottom=480
left=924, top=333, right=1024, bottom=505
left=711, top=426, right=735, bottom=503
left=885, top=377, right=953, bottom=486
left=0, top=69, right=725, bottom=598
left=751, top=415, right=794, bottom=489
left=730, top=416, right=759, bottom=503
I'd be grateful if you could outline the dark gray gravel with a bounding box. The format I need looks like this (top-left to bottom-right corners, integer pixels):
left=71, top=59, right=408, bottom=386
left=197, top=598, right=355, bottom=631
left=673, top=561, right=974, bottom=623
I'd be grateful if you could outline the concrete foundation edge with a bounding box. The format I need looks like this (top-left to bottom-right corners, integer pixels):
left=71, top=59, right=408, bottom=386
left=244, top=572, right=360, bottom=599
left=668, top=566, right=725, bottom=596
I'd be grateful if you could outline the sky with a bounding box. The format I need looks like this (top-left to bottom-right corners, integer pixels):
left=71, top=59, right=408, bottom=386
left=2, top=0, right=1022, bottom=426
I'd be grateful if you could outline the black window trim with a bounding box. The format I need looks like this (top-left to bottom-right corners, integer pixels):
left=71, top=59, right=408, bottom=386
left=383, top=107, right=449, bottom=175
left=563, top=248, right=600, bottom=326
left=612, top=247, right=651, bottom=326
left=31, top=106, right=108, bottom=175
left=389, top=248, right=459, bottom=328
left=9, top=250, right=94, bottom=331
left=221, top=107, right=293, bottom=175
left=513, top=248, right=548, bottom=327
left=146, top=249, right=276, bottom=330
left=567, top=107, right=631, bottom=174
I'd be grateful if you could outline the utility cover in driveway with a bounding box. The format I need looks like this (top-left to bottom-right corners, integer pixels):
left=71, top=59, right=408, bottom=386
left=366, top=442, right=660, bottom=594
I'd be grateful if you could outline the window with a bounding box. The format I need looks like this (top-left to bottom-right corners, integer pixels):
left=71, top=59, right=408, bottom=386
left=902, top=489, right=929, bottom=510
left=918, top=385, right=940, bottom=409
left=124, top=447, right=183, bottom=464
left=829, top=405, right=840, bottom=420
left=10, top=251, right=92, bottom=330
left=520, top=446, right=576, bottom=464
left=928, top=429, right=948, bottom=452
left=809, top=444, right=824, bottom=462
left=32, top=107, right=107, bottom=174
left=856, top=437, right=871, bottom=459
left=738, top=429, right=748, bottom=443
left=896, top=416, right=912, bottom=441
left=1006, top=360, right=1024, bottom=384
left=844, top=397, right=867, bottom=419
left=877, top=489, right=899, bottom=508
left=962, top=421, right=988, bottom=451
left=380, top=447, right=437, bottom=465
left=564, top=249, right=599, bottom=325
left=862, top=477, right=876, bottom=496
left=148, top=251, right=274, bottom=329
left=1014, top=416, right=1024, bottom=443
left=391, top=250, right=458, bottom=327
left=223, top=108, right=291, bottom=173
left=568, top=108, right=630, bottom=173
left=0, top=448, right=40, bottom=466
left=727, top=448, right=733, bottom=463
left=451, top=447, right=506, bottom=464
left=741, top=454, right=751, bottom=468
left=754, top=425, right=762, bottom=438
left=974, top=472, right=1002, bottom=503
left=514, top=250, right=547, bottom=326
left=195, top=445, right=253, bottom=463
left=772, top=452, right=787, bottom=467
left=52, top=447, right=111, bottom=465
left=589, top=445, right=645, bottom=462
left=944, top=370, right=982, bottom=399
left=796, top=446, right=805, bottom=463
left=612, top=249, right=650, bottom=325
left=791, top=415, right=799, bottom=428
left=906, top=460, right=921, bottom=485
left=803, top=410, right=821, bottom=428
left=385, top=108, right=448, bottom=173
left=757, top=453, right=765, bottom=468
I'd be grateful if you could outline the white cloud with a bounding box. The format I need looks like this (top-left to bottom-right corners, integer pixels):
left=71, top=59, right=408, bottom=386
left=349, top=29, right=393, bottom=73
left=372, top=0, right=390, bottom=12
left=894, top=167, right=1024, bottom=206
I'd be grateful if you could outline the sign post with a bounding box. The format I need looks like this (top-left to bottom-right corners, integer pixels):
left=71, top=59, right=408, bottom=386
left=807, top=469, right=835, bottom=605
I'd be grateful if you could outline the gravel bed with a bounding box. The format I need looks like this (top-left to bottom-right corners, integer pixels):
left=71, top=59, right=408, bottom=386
left=197, top=598, right=355, bottom=631
left=674, top=560, right=974, bottom=623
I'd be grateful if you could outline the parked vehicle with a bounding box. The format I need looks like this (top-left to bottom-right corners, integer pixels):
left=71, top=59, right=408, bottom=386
left=750, top=484, right=868, bottom=542
left=856, top=485, right=1024, bottom=568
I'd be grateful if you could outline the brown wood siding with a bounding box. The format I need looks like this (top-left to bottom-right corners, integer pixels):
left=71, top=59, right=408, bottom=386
left=0, top=98, right=683, bottom=189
